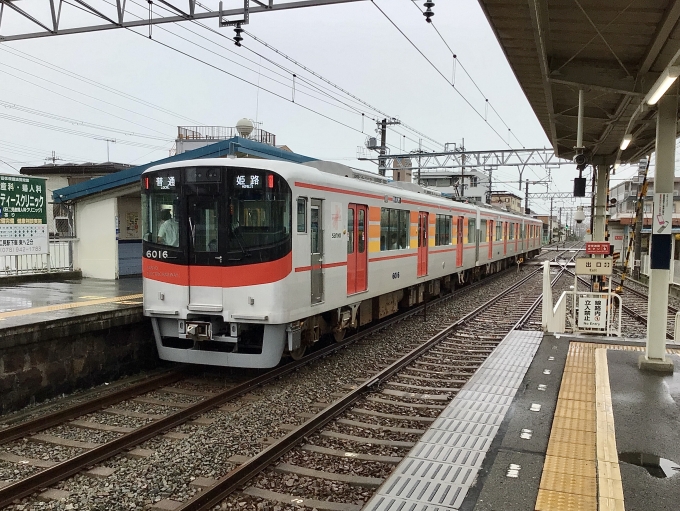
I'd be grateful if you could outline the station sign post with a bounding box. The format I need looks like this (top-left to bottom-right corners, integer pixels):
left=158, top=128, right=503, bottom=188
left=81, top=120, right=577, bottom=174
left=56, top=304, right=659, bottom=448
left=573, top=256, right=619, bottom=335
left=0, top=174, right=49, bottom=261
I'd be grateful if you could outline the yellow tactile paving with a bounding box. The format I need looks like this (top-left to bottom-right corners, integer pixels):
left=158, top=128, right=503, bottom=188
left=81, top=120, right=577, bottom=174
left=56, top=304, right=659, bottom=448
left=535, top=341, right=640, bottom=511
left=543, top=455, right=596, bottom=479
left=0, top=294, right=143, bottom=319
left=535, top=489, right=597, bottom=511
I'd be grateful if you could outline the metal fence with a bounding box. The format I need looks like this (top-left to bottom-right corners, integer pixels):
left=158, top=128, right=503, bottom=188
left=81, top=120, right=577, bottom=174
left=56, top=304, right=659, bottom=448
left=640, top=253, right=680, bottom=285
left=0, top=239, right=75, bottom=277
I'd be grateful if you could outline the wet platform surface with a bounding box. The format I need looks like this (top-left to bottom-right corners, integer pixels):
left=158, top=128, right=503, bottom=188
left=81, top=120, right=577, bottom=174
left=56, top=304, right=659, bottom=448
left=364, top=332, right=680, bottom=511
left=0, top=278, right=142, bottom=330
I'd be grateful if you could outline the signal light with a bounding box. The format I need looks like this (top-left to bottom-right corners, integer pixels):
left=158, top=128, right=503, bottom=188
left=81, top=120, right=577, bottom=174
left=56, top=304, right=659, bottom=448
left=423, top=1, right=434, bottom=23
left=267, top=174, right=274, bottom=188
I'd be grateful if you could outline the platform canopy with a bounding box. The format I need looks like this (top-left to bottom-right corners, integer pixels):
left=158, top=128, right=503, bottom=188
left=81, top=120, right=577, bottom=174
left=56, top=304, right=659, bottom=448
left=477, top=0, right=680, bottom=165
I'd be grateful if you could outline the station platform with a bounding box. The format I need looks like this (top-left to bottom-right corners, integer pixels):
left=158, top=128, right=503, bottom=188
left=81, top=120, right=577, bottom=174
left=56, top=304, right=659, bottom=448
left=0, top=277, right=142, bottom=330
left=0, top=277, right=152, bottom=414
left=364, top=332, right=680, bottom=511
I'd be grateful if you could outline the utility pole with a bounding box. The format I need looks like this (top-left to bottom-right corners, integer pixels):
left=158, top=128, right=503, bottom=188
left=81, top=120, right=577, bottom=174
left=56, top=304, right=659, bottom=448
left=525, top=179, right=529, bottom=214
left=487, top=168, right=493, bottom=204
left=377, top=118, right=400, bottom=176
left=417, top=138, right=422, bottom=186
left=558, top=206, right=562, bottom=244
left=45, top=151, right=62, bottom=165
left=549, top=197, right=554, bottom=244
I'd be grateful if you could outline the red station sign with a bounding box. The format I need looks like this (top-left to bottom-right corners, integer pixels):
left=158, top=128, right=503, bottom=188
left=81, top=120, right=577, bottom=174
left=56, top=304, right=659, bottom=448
left=586, top=242, right=611, bottom=255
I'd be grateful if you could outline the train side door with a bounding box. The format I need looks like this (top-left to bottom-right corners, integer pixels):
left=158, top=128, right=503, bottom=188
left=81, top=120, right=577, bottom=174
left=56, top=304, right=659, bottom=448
left=503, top=222, right=508, bottom=255
left=417, top=212, right=429, bottom=277
left=310, top=199, right=324, bottom=304
left=187, top=195, right=223, bottom=311
left=488, top=220, right=493, bottom=259
left=347, top=203, right=368, bottom=294
left=456, top=216, right=464, bottom=267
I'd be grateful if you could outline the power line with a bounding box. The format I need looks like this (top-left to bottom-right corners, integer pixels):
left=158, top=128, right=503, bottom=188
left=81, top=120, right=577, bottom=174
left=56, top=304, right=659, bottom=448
left=0, top=45, right=204, bottom=125
left=119, top=0, right=439, bottom=152
left=409, top=0, right=525, bottom=148
left=372, top=0, right=515, bottom=150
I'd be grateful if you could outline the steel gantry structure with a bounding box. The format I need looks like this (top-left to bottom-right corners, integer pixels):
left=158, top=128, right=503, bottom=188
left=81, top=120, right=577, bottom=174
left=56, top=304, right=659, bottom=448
left=359, top=148, right=568, bottom=171
left=0, top=0, right=365, bottom=41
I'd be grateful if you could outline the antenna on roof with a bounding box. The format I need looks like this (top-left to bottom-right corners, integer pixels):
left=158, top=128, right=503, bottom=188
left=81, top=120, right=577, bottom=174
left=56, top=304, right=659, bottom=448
left=45, top=151, right=63, bottom=165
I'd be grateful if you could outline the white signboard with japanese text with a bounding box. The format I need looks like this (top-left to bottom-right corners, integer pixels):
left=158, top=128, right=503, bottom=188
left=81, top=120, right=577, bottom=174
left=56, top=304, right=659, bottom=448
left=653, top=192, right=672, bottom=234
left=0, top=174, right=48, bottom=255
left=578, top=295, right=606, bottom=329
left=575, top=257, right=613, bottom=275
left=0, top=224, right=49, bottom=256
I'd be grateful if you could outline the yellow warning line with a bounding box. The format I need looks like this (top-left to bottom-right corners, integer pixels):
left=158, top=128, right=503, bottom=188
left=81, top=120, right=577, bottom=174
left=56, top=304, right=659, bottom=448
left=536, top=343, right=680, bottom=511
left=0, top=294, right=143, bottom=320
left=595, top=348, right=625, bottom=511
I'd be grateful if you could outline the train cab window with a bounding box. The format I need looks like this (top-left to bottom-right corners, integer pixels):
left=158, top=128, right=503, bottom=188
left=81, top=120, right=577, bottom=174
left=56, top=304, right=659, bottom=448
left=189, top=198, right=219, bottom=252
left=142, top=169, right=180, bottom=248
left=435, top=214, right=451, bottom=246
left=297, top=198, right=307, bottom=233
left=380, top=208, right=408, bottom=250
left=480, top=220, right=487, bottom=242
left=468, top=219, right=476, bottom=243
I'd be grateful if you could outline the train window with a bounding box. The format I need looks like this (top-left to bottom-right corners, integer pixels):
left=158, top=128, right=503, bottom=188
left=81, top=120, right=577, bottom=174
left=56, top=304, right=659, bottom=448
left=297, top=198, right=307, bottom=233
left=142, top=192, right=180, bottom=248
left=358, top=208, right=366, bottom=253
left=435, top=214, right=451, bottom=246
left=496, top=222, right=503, bottom=241
left=480, top=220, right=487, bottom=242
left=347, top=207, right=354, bottom=254
left=468, top=219, right=476, bottom=243
left=189, top=199, right=219, bottom=252
left=509, top=223, right=514, bottom=240
left=380, top=208, right=409, bottom=251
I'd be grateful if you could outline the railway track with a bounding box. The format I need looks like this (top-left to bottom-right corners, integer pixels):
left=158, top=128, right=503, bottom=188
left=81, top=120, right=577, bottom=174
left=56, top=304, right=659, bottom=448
left=171, top=254, right=578, bottom=511
left=0, top=249, right=573, bottom=508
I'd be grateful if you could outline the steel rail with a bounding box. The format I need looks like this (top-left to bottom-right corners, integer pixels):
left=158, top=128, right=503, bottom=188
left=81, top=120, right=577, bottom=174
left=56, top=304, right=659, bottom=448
left=174, top=268, right=550, bottom=511
left=0, top=259, right=537, bottom=506
left=0, top=370, right=184, bottom=445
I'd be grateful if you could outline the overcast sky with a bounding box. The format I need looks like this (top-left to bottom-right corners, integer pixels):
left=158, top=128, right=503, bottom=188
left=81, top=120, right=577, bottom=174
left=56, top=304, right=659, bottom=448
left=0, top=0, right=612, bottom=216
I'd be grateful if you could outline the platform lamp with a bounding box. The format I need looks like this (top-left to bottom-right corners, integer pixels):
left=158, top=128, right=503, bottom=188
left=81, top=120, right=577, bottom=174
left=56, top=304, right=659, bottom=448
left=645, top=66, right=680, bottom=105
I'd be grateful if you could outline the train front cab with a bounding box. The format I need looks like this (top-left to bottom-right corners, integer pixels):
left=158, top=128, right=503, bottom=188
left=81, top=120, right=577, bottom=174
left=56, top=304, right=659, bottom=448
left=142, top=164, right=295, bottom=368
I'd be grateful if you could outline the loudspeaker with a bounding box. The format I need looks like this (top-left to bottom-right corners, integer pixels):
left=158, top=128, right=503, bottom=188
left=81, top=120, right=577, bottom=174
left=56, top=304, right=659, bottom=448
left=574, top=177, right=587, bottom=197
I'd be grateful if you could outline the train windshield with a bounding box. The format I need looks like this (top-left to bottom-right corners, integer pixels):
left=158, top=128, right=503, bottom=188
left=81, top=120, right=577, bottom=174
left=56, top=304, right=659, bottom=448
left=142, top=166, right=292, bottom=265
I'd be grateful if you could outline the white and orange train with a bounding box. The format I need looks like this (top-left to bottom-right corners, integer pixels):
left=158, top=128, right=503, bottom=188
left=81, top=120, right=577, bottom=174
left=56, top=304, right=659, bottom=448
left=141, top=158, right=542, bottom=368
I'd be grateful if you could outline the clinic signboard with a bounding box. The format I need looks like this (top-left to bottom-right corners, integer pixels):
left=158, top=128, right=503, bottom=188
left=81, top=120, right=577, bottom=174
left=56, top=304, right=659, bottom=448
left=0, top=173, right=48, bottom=256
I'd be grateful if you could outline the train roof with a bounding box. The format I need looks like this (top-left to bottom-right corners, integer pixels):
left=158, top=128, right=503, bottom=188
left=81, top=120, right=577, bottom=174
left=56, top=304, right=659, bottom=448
left=144, top=158, right=541, bottom=224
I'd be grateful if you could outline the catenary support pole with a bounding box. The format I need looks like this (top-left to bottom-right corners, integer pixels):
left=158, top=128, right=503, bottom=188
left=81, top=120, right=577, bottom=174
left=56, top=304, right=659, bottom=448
left=641, top=92, right=676, bottom=373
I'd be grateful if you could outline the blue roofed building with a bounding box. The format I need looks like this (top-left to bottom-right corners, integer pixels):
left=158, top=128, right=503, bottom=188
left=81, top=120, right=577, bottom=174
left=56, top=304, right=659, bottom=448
left=50, top=124, right=334, bottom=279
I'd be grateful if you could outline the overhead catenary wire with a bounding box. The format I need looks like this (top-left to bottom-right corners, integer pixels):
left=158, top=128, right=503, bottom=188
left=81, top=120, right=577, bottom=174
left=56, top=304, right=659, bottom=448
left=0, top=45, right=205, bottom=126
left=408, top=0, right=525, bottom=148
left=119, top=0, right=441, bottom=152
left=371, top=0, right=514, bottom=149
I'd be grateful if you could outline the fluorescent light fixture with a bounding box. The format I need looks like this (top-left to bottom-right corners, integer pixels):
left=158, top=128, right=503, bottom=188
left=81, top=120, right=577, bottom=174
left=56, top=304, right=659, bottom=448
left=646, top=66, right=680, bottom=105
left=614, top=161, right=620, bottom=170
left=620, top=135, right=632, bottom=150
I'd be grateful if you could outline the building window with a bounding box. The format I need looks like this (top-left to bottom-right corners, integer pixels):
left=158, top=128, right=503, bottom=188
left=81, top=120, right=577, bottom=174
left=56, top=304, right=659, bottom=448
left=435, top=214, right=451, bottom=246
left=297, top=198, right=307, bottom=233
left=380, top=208, right=409, bottom=250
left=469, top=176, right=478, bottom=187
left=468, top=219, right=476, bottom=243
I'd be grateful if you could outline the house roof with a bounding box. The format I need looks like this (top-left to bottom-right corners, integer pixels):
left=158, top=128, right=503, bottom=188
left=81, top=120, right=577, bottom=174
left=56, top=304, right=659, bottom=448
left=52, top=137, right=315, bottom=203
left=21, top=162, right=132, bottom=176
